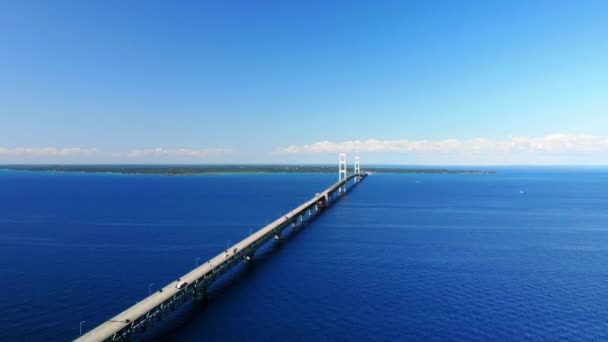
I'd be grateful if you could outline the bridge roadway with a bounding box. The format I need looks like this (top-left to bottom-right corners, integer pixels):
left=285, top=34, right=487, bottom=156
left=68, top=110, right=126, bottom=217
left=76, top=173, right=365, bottom=342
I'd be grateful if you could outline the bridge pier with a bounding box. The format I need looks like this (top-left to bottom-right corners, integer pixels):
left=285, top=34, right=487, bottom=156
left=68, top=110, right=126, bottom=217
left=317, top=198, right=327, bottom=210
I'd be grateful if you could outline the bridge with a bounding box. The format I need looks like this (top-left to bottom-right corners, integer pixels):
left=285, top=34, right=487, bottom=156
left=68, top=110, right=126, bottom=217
left=76, top=153, right=366, bottom=342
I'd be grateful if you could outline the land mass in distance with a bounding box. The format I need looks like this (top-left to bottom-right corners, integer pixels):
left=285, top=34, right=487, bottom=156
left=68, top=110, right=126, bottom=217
left=0, top=165, right=494, bottom=175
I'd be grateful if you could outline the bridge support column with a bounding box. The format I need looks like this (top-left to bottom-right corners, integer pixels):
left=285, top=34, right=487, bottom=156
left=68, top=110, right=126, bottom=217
left=274, top=232, right=280, bottom=240
left=339, top=152, right=347, bottom=193
left=354, top=156, right=360, bottom=183
left=308, top=209, right=312, bottom=216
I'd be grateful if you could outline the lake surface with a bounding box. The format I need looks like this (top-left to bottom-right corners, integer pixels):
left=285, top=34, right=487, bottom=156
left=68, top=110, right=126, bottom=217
left=1, top=168, right=608, bottom=341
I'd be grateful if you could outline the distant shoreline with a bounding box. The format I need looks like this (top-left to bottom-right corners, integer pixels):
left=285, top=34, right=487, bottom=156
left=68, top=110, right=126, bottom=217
left=0, top=165, right=495, bottom=175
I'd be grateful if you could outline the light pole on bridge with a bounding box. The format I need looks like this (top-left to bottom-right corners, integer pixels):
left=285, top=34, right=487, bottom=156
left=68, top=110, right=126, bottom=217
left=79, top=320, right=86, bottom=336
left=148, top=283, right=155, bottom=296
left=195, top=257, right=201, bottom=267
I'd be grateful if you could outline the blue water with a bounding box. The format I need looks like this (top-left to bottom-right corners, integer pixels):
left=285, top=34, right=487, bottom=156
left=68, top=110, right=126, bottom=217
left=2, top=169, right=608, bottom=341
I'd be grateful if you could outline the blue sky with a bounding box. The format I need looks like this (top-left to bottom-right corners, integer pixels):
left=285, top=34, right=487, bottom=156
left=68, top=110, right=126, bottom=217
left=1, top=1, right=607, bottom=164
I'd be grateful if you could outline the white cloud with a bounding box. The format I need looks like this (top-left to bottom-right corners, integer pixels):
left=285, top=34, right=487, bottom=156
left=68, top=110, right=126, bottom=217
left=0, top=147, right=232, bottom=162
left=0, top=147, right=97, bottom=156
left=121, top=147, right=232, bottom=158
left=275, top=134, right=608, bottom=155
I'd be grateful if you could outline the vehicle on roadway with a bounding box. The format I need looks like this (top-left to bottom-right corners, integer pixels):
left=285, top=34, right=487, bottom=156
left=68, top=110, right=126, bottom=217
left=176, top=281, right=187, bottom=289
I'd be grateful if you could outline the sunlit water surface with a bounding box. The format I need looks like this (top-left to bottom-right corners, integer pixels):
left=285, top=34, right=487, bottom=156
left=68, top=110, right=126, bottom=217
left=1, top=168, right=608, bottom=341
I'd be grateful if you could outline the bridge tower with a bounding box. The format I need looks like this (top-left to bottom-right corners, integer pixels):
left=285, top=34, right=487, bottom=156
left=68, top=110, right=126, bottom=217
left=339, top=152, right=347, bottom=193
left=354, top=156, right=361, bottom=182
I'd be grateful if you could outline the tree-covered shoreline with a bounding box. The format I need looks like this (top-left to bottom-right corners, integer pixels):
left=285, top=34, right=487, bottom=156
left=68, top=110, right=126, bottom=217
left=0, top=164, right=494, bottom=175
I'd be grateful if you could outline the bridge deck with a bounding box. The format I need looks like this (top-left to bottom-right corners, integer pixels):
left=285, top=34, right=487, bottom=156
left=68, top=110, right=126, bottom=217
left=76, top=173, right=364, bottom=342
